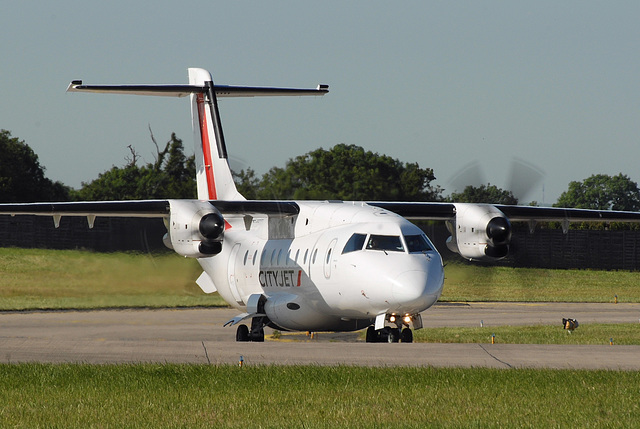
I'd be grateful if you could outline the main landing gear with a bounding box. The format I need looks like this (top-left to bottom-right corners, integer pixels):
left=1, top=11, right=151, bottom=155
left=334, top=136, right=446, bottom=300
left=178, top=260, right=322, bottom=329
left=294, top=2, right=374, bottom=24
left=236, top=316, right=267, bottom=342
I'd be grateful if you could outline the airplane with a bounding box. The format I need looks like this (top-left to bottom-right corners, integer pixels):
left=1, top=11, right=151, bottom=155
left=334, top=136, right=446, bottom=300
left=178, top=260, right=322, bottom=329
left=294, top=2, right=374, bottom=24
left=3, top=67, right=640, bottom=343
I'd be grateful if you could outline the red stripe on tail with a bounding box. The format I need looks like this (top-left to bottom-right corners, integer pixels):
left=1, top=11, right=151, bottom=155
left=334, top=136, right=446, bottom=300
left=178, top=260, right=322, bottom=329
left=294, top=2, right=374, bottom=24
left=196, top=94, right=217, bottom=200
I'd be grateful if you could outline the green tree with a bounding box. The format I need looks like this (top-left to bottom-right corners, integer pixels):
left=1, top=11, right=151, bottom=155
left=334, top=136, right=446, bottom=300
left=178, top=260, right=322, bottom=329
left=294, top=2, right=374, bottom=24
left=0, top=129, right=70, bottom=202
left=447, top=183, right=518, bottom=205
left=73, top=133, right=196, bottom=200
left=253, top=144, right=442, bottom=201
left=232, top=168, right=260, bottom=200
left=158, top=134, right=196, bottom=199
left=555, top=173, right=640, bottom=211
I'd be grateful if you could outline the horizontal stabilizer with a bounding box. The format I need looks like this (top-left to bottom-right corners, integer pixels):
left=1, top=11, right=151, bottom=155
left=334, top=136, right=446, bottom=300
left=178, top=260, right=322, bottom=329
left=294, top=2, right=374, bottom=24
left=67, top=82, right=328, bottom=98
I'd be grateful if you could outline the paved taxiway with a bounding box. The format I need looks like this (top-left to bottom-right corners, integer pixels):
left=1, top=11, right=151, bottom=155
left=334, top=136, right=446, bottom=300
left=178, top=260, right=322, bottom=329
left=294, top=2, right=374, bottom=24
left=2, top=303, right=639, bottom=369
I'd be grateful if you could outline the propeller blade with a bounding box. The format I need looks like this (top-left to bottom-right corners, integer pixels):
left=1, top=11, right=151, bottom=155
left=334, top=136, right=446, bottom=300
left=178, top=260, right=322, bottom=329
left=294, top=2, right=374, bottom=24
left=448, top=161, right=487, bottom=194
left=507, top=158, right=544, bottom=203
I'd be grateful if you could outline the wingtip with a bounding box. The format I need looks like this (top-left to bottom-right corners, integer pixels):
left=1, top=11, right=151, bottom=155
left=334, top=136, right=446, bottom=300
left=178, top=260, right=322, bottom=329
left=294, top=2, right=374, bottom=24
left=66, top=80, right=83, bottom=92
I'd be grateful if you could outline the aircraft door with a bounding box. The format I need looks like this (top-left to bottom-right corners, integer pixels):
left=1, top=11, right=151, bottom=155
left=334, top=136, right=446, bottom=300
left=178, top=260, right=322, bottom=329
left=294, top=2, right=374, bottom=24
left=227, top=243, right=243, bottom=304
left=323, top=238, right=338, bottom=279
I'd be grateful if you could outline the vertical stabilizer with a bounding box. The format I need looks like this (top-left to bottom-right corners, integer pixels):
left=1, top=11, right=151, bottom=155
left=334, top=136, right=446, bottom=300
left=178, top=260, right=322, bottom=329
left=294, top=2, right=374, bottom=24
left=189, top=68, right=244, bottom=201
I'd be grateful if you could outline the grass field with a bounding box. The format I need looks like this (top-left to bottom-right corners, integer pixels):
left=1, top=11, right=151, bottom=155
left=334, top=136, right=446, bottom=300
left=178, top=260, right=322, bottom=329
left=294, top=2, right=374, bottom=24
left=0, top=248, right=227, bottom=309
left=441, top=262, right=640, bottom=303
left=413, top=323, right=640, bottom=345
left=1, top=364, right=638, bottom=428
left=2, top=248, right=640, bottom=310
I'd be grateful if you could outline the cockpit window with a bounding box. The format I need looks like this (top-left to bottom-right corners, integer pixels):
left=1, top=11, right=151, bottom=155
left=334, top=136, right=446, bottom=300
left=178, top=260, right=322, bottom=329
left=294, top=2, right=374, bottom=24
left=342, top=233, right=366, bottom=254
left=366, top=235, right=404, bottom=252
left=404, top=234, right=433, bottom=253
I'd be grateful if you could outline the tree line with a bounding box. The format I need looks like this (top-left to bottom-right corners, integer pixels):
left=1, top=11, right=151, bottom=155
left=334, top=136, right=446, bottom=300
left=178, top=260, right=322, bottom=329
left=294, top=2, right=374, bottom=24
left=2, top=129, right=640, bottom=214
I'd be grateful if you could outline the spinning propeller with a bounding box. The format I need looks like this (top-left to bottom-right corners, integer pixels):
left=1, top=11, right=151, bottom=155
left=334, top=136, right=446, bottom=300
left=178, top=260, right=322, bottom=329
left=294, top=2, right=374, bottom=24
left=448, top=158, right=545, bottom=204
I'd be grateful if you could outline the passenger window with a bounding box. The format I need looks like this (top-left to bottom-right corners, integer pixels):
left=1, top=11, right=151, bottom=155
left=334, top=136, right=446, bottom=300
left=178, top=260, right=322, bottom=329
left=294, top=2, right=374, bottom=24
left=260, top=249, right=266, bottom=265
left=253, top=250, right=258, bottom=265
left=277, top=249, right=283, bottom=265
left=366, top=235, right=404, bottom=252
left=243, top=250, right=248, bottom=265
left=295, top=249, right=300, bottom=263
left=342, top=233, right=366, bottom=254
left=404, top=234, right=434, bottom=253
left=270, top=249, right=276, bottom=265
left=312, top=249, right=318, bottom=264
left=326, top=248, right=332, bottom=264
left=304, top=249, right=309, bottom=264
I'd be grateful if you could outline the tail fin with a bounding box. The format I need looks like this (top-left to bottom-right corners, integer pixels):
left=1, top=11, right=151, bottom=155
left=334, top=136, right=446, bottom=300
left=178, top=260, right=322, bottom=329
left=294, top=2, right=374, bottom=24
left=67, top=68, right=328, bottom=201
left=188, top=68, right=242, bottom=201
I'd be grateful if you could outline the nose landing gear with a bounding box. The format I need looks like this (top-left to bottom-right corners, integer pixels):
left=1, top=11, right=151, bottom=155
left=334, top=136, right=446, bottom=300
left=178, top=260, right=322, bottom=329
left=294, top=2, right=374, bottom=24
left=365, top=313, right=419, bottom=343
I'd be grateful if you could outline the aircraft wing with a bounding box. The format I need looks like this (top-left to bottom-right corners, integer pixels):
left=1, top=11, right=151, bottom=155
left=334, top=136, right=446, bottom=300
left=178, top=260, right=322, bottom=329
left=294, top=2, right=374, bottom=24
left=494, top=204, right=640, bottom=222
left=0, top=200, right=171, bottom=229
left=0, top=199, right=299, bottom=226
left=368, top=202, right=640, bottom=223
left=0, top=200, right=170, bottom=218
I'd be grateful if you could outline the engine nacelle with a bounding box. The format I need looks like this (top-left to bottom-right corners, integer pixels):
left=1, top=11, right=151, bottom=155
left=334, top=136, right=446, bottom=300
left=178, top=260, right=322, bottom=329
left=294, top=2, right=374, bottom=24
left=164, top=200, right=225, bottom=258
left=446, top=203, right=512, bottom=261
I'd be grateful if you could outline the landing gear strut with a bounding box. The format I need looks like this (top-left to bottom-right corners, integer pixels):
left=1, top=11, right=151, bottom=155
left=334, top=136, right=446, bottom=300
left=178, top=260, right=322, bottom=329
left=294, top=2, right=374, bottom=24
left=236, top=316, right=268, bottom=342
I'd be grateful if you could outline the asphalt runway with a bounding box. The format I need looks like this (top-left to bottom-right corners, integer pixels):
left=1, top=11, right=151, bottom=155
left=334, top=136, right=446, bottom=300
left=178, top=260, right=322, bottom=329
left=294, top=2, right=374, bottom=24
left=2, top=302, right=640, bottom=369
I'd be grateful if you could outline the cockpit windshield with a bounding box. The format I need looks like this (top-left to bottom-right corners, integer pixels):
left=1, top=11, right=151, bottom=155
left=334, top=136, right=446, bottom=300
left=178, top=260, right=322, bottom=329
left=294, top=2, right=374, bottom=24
left=404, top=234, right=433, bottom=253
left=344, top=233, right=432, bottom=254
left=366, top=235, right=404, bottom=252
left=342, top=233, right=367, bottom=254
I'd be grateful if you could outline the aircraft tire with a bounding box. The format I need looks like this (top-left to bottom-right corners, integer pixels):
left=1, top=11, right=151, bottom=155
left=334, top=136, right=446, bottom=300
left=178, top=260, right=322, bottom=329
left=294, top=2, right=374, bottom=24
left=401, top=328, right=413, bottom=343
left=236, top=324, right=250, bottom=342
left=365, top=326, right=378, bottom=343
left=251, top=328, right=265, bottom=342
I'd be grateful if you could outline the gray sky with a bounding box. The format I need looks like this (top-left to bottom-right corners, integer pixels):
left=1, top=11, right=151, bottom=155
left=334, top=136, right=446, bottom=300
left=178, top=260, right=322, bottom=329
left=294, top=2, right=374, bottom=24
left=2, top=1, right=639, bottom=204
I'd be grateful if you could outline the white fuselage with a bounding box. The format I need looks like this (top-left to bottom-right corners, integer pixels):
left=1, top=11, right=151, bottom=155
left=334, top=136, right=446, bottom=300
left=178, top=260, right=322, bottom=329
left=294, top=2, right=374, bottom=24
left=199, top=201, right=445, bottom=331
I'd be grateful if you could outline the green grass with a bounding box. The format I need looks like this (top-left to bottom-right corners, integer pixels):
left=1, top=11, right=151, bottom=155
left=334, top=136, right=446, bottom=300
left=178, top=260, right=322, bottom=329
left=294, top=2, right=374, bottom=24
left=1, top=364, right=639, bottom=428
left=441, top=263, right=640, bottom=302
left=414, top=323, right=640, bottom=345
left=0, top=248, right=227, bottom=310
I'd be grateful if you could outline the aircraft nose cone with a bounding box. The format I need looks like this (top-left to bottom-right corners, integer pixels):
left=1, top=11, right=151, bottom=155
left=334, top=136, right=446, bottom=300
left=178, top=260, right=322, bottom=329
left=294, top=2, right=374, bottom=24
left=392, top=270, right=428, bottom=303
left=391, top=267, right=444, bottom=311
